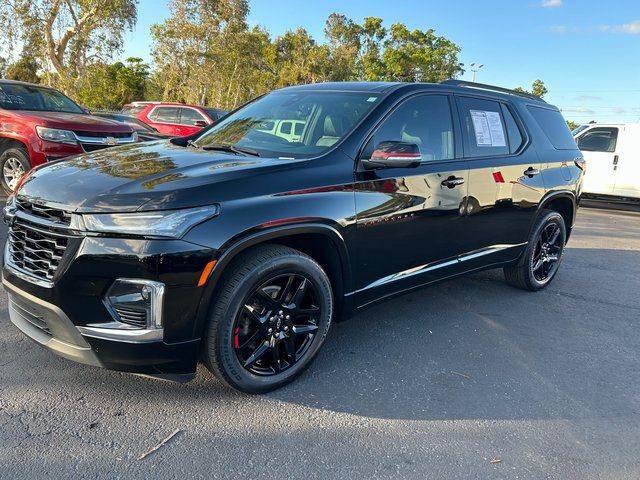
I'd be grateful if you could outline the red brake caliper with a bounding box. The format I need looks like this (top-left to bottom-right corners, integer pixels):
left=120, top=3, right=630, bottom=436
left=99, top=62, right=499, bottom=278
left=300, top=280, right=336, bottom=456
left=233, top=327, right=240, bottom=349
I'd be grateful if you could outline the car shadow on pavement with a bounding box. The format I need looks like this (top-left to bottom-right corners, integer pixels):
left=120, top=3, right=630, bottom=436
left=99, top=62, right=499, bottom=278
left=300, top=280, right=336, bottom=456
left=2, top=247, right=640, bottom=423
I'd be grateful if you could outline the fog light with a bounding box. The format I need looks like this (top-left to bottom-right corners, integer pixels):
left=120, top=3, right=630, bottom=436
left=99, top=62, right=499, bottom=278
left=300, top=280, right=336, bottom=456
left=104, top=279, right=165, bottom=330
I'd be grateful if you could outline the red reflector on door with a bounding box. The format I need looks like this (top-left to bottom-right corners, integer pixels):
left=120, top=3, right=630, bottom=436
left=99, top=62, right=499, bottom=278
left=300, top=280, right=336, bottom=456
left=492, top=171, right=505, bottom=183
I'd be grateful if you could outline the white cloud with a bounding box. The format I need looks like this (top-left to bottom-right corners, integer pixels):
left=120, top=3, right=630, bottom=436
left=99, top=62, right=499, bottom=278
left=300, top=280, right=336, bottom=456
left=574, top=95, right=602, bottom=101
left=600, top=20, right=640, bottom=34
left=562, top=107, right=596, bottom=114
left=541, top=0, right=563, bottom=7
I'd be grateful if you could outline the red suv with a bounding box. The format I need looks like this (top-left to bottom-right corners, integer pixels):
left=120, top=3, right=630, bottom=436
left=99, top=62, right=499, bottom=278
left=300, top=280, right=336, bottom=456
left=0, top=80, right=137, bottom=192
left=124, top=101, right=227, bottom=137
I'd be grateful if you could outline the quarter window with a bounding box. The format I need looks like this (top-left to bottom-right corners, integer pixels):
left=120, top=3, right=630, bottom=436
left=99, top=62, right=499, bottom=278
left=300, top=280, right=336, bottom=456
left=179, top=108, right=207, bottom=126
left=457, top=97, right=509, bottom=157
left=363, top=94, right=455, bottom=162
left=149, top=107, right=179, bottom=123
left=577, top=127, right=618, bottom=153
left=501, top=104, right=524, bottom=154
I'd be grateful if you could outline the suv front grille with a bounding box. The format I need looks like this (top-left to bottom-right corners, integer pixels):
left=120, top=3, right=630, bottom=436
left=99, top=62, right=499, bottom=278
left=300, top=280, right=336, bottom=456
left=16, top=197, right=71, bottom=225
left=8, top=221, right=69, bottom=281
left=73, top=131, right=133, bottom=139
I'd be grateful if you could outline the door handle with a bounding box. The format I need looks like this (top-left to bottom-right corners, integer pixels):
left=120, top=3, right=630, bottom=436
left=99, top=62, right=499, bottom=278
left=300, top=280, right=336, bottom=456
left=524, top=167, right=540, bottom=177
left=613, top=155, right=619, bottom=166
left=441, top=176, right=465, bottom=188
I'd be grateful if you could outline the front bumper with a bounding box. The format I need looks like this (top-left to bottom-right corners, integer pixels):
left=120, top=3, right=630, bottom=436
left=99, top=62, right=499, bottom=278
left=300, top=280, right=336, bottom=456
left=2, top=227, right=217, bottom=381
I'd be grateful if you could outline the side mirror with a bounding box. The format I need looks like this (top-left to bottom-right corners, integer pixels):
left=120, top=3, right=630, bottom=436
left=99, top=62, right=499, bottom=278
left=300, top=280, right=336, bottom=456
left=361, top=141, right=422, bottom=170
left=194, top=120, right=208, bottom=128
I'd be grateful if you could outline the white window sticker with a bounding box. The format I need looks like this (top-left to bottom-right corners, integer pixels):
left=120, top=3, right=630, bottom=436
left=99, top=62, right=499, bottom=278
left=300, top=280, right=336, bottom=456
left=470, top=110, right=506, bottom=147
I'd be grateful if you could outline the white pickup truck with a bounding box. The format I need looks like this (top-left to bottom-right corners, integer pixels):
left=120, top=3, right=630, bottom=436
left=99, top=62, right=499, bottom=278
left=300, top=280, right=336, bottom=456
left=574, top=123, right=640, bottom=201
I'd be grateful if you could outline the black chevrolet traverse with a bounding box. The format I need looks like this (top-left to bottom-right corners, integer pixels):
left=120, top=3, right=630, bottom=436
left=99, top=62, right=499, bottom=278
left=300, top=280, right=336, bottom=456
left=2, top=81, right=584, bottom=393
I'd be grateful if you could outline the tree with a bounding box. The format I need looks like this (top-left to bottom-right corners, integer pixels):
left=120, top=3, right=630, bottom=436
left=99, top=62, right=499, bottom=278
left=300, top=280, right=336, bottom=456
left=0, top=57, right=8, bottom=78
left=5, top=50, right=41, bottom=83
left=75, top=57, right=150, bottom=110
left=566, top=120, right=580, bottom=131
left=515, top=79, right=548, bottom=98
left=0, top=0, right=137, bottom=91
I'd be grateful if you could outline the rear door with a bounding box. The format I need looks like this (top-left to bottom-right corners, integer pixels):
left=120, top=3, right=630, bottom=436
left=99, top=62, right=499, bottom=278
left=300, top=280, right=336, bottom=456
left=457, top=96, right=546, bottom=263
left=576, top=126, right=619, bottom=196
left=611, top=126, right=640, bottom=199
left=178, top=108, right=208, bottom=136
left=146, top=106, right=181, bottom=136
left=352, top=93, right=471, bottom=304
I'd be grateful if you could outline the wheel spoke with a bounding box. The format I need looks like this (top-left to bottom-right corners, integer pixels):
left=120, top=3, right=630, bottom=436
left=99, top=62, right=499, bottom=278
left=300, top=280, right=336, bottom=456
left=255, top=289, right=277, bottom=309
left=243, top=340, right=270, bottom=368
left=243, top=304, right=266, bottom=325
left=289, top=278, right=308, bottom=308
left=532, top=258, right=543, bottom=273
left=270, top=344, right=282, bottom=373
left=548, top=226, right=561, bottom=246
left=278, top=275, right=296, bottom=303
left=283, top=336, right=297, bottom=363
left=292, top=324, right=319, bottom=336
left=237, top=329, right=265, bottom=355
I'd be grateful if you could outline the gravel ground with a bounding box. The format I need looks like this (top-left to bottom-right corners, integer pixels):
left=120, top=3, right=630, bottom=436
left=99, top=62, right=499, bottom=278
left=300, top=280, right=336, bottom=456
left=1, top=205, right=639, bottom=479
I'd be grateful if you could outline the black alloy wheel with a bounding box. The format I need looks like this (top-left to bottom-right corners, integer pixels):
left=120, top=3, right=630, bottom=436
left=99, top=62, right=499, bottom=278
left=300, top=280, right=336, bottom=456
left=203, top=244, right=333, bottom=393
left=530, top=221, right=563, bottom=282
left=233, top=273, right=321, bottom=376
left=504, top=210, right=567, bottom=291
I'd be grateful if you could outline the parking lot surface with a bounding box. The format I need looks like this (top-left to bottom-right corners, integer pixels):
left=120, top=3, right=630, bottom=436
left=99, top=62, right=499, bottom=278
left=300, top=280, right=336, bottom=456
left=1, top=205, right=639, bottom=479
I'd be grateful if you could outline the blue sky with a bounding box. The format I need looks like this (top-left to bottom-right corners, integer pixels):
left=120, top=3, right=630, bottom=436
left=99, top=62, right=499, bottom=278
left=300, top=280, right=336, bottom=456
left=121, top=0, right=640, bottom=124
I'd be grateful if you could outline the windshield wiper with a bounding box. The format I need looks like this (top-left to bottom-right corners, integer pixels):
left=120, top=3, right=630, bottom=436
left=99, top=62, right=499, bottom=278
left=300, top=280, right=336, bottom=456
left=200, top=143, right=261, bottom=157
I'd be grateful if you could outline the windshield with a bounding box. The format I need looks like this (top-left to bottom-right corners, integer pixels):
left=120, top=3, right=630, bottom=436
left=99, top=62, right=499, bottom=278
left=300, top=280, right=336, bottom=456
left=0, top=83, right=85, bottom=114
left=194, top=91, right=381, bottom=159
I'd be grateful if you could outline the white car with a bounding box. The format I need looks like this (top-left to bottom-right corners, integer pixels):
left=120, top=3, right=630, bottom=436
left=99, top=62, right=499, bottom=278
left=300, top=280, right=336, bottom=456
left=574, top=123, right=640, bottom=200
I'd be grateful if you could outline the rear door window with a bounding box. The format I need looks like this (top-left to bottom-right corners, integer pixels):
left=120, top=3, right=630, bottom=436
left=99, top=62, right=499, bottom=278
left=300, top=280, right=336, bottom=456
left=577, top=127, right=618, bottom=152
left=149, top=107, right=179, bottom=123
left=527, top=106, right=577, bottom=150
left=457, top=97, right=510, bottom=157
left=179, top=108, right=207, bottom=126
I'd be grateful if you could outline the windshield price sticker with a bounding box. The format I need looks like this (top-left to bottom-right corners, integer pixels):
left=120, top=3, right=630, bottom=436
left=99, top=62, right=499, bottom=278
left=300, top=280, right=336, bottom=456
left=470, top=110, right=506, bottom=147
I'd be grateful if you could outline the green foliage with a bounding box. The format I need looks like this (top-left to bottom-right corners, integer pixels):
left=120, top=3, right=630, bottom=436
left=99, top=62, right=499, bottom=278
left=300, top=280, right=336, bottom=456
left=566, top=120, right=580, bottom=131
left=515, top=79, right=548, bottom=99
left=75, top=57, right=150, bottom=110
left=5, top=51, right=41, bottom=84
left=151, top=5, right=465, bottom=109
left=0, top=0, right=138, bottom=91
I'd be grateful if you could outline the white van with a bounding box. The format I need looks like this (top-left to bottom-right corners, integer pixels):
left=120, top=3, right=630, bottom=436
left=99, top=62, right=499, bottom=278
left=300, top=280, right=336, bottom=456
left=574, top=123, right=640, bottom=200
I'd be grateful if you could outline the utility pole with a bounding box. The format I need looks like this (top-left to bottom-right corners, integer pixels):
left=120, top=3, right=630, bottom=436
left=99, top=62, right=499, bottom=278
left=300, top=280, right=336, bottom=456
left=470, top=63, right=484, bottom=82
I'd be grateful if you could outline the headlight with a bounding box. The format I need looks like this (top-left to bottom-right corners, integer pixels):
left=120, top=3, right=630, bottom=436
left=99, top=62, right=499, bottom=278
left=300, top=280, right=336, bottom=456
left=82, top=205, right=220, bottom=238
left=36, top=126, right=77, bottom=144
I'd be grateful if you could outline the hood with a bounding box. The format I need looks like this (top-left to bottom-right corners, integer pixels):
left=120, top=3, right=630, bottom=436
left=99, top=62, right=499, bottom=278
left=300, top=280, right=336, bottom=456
left=17, top=141, right=299, bottom=213
left=11, top=110, right=132, bottom=133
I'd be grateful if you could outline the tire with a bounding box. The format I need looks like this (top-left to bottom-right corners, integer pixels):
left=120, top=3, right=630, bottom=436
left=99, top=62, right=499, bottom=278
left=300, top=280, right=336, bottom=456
left=203, top=244, right=333, bottom=394
left=504, top=210, right=567, bottom=291
left=0, top=146, right=31, bottom=193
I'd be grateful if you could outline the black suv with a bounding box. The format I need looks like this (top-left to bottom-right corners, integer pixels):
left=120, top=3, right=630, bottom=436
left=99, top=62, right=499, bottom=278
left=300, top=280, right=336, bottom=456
left=2, top=81, right=584, bottom=393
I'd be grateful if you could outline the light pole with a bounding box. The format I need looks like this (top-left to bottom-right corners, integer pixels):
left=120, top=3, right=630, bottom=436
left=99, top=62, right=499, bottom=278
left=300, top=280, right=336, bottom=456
left=470, top=63, right=484, bottom=82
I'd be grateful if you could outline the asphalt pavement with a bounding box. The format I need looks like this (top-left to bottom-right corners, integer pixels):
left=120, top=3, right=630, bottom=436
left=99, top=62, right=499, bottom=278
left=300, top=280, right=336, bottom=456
left=1, top=205, right=639, bottom=479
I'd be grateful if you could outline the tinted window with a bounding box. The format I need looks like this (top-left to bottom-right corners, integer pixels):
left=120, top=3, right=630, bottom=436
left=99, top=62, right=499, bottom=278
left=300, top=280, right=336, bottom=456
left=204, top=108, right=226, bottom=120
left=179, top=108, right=206, bottom=126
left=501, top=104, right=524, bottom=154
left=0, top=83, right=84, bottom=114
left=294, top=123, right=304, bottom=136
left=528, top=106, right=577, bottom=150
left=457, top=97, right=509, bottom=157
left=363, top=94, right=454, bottom=162
left=577, top=127, right=618, bottom=152
left=149, top=107, right=179, bottom=123
left=280, top=122, right=292, bottom=135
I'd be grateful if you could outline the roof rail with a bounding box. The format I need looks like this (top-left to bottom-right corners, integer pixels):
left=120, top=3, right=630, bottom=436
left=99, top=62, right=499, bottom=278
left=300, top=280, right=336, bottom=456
left=439, top=79, right=547, bottom=103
